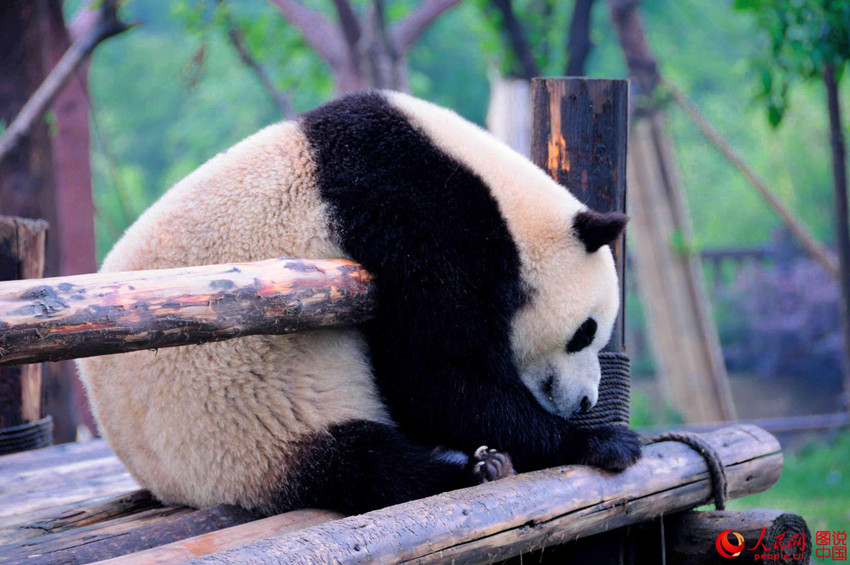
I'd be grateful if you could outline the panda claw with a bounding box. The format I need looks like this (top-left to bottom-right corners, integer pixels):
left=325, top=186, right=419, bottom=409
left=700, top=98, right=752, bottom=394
left=470, top=447, right=515, bottom=484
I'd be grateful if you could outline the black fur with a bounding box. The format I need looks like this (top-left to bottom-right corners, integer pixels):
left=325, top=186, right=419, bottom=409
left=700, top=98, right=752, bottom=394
left=566, top=318, right=597, bottom=353
left=297, top=92, right=641, bottom=510
left=271, top=421, right=463, bottom=514
left=573, top=210, right=629, bottom=253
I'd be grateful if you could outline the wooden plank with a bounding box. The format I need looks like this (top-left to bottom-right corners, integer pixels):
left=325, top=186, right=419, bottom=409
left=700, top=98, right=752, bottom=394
left=0, top=439, right=112, bottom=475
left=0, top=216, right=47, bottom=429
left=93, top=509, right=343, bottom=565
left=0, top=453, right=125, bottom=496
left=0, top=503, right=262, bottom=565
left=0, top=489, right=155, bottom=545
left=0, top=506, right=193, bottom=564
left=0, top=257, right=375, bottom=367
left=0, top=472, right=139, bottom=519
left=187, top=425, right=781, bottom=565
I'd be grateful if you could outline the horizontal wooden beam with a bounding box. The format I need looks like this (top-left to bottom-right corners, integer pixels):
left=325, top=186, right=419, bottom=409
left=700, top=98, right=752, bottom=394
left=182, top=425, right=780, bottom=565
left=664, top=509, right=810, bottom=564
left=0, top=258, right=376, bottom=367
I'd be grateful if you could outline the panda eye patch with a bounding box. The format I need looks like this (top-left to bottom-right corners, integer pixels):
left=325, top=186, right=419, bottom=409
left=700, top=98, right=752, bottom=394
left=566, top=318, right=597, bottom=353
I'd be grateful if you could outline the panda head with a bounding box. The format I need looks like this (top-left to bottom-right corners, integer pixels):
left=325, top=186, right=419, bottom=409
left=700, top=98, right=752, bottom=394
left=509, top=209, right=627, bottom=418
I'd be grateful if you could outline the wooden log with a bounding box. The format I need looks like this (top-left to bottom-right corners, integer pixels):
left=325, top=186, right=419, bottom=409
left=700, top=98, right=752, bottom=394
left=93, top=510, right=343, bottom=565
left=530, top=77, right=629, bottom=353
left=0, top=503, right=262, bottom=565
left=186, top=425, right=781, bottom=565
left=0, top=257, right=375, bottom=367
left=664, top=510, right=811, bottom=564
left=0, top=489, right=156, bottom=545
left=0, top=217, right=48, bottom=429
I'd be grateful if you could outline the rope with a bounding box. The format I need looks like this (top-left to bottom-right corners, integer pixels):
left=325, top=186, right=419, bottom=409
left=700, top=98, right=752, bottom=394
left=571, top=352, right=631, bottom=429
left=0, top=416, right=53, bottom=456
left=644, top=431, right=729, bottom=510
left=569, top=352, right=728, bottom=511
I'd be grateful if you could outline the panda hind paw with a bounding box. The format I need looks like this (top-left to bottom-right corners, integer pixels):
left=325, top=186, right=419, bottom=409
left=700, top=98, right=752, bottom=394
left=470, top=446, right=516, bottom=484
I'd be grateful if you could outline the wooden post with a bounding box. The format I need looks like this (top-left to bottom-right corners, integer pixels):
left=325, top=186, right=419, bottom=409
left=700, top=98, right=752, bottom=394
left=0, top=217, right=47, bottom=429
left=530, top=77, right=629, bottom=564
left=531, top=77, right=629, bottom=352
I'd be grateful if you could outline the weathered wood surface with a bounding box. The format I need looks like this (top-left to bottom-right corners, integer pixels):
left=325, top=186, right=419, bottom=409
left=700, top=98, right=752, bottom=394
left=0, top=437, right=111, bottom=476
left=0, top=503, right=263, bottom=565
left=0, top=257, right=375, bottom=367
left=94, top=509, right=343, bottom=565
left=0, top=489, right=155, bottom=545
left=0, top=426, right=782, bottom=564
left=664, top=510, right=811, bottom=564
left=0, top=450, right=124, bottom=498
left=0, top=216, right=48, bottom=428
left=0, top=469, right=138, bottom=520
left=530, top=77, right=629, bottom=354
left=0, top=442, right=335, bottom=564
left=185, top=425, right=780, bottom=565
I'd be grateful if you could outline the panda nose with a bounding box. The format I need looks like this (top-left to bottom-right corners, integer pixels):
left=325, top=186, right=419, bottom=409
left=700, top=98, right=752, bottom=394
left=575, top=396, right=593, bottom=415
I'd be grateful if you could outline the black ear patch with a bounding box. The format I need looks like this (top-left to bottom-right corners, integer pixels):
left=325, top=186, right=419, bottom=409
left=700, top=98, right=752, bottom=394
left=573, top=210, right=629, bottom=253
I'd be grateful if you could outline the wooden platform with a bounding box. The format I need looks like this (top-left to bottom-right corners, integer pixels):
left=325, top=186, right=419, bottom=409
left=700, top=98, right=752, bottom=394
left=0, top=425, right=784, bottom=564
left=0, top=439, right=340, bottom=564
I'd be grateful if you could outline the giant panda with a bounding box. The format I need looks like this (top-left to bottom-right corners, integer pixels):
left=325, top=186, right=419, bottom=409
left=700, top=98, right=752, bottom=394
left=77, top=91, right=641, bottom=517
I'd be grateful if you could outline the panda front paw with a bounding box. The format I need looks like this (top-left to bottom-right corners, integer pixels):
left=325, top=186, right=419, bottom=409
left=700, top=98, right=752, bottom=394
left=572, top=426, right=642, bottom=472
left=470, top=446, right=516, bottom=484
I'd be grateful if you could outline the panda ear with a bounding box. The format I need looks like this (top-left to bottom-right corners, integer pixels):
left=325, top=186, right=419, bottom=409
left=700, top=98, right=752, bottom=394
left=573, top=210, right=629, bottom=253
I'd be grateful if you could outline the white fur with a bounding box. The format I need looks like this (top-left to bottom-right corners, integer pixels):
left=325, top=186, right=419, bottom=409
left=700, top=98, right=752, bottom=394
left=78, top=122, right=389, bottom=512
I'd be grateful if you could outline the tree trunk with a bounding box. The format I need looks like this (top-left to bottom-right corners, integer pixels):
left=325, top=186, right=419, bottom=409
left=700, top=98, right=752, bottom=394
left=824, top=64, right=850, bottom=413
left=268, top=0, right=460, bottom=95
left=486, top=74, right=531, bottom=156
left=43, top=0, right=99, bottom=438
left=606, top=0, right=736, bottom=422
left=566, top=0, right=595, bottom=76
left=0, top=0, right=79, bottom=443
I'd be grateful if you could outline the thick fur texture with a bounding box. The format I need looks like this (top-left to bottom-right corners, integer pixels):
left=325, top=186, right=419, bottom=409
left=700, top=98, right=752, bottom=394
left=78, top=92, right=640, bottom=516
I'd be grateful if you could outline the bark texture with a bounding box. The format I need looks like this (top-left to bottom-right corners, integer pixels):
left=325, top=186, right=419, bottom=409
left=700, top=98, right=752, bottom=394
left=0, top=258, right=376, bottom=367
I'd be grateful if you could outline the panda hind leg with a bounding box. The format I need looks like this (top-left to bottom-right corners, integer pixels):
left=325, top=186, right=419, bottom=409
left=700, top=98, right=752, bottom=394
left=271, top=420, right=514, bottom=516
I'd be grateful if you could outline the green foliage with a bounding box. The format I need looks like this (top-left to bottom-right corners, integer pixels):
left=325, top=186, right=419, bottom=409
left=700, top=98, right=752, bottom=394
left=729, top=431, right=850, bottom=533
left=629, top=388, right=683, bottom=428
left=735, top=0, right=850, bottom=126
left=472, top=0, right=571, bottom=78
left=85, top=0, right=847, bottom=261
